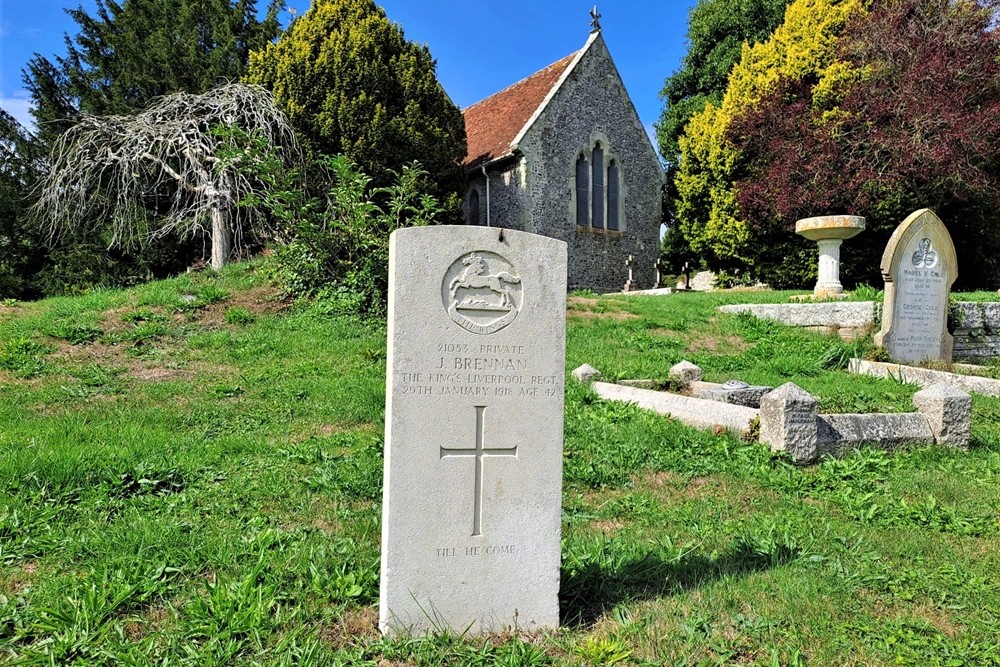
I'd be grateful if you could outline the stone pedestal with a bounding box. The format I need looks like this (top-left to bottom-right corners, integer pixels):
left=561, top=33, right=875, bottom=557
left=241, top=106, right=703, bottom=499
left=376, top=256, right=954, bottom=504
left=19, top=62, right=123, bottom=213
left=795, top=215, right=866, bottom=298
left=816, top=238, right=844, bottom=294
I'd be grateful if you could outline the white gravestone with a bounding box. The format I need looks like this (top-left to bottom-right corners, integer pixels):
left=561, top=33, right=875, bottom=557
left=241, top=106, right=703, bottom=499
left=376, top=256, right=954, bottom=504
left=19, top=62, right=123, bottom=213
left=875, top=209, right=957, bottom=363
left=380, top=226, right=567, bottom=636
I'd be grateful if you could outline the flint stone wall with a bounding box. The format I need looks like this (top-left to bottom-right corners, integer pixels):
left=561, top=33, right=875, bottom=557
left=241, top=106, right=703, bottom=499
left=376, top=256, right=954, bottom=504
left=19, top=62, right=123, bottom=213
left=467, top=34, right=663, bottom=293
left=951, top=302, right=1000, bottom=364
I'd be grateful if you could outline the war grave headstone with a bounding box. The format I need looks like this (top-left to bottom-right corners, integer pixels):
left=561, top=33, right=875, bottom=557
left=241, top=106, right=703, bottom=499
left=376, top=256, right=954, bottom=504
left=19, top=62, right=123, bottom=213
left=380, top=226, right=567, bottom=636
left=874, top=209, right=957, bottom=363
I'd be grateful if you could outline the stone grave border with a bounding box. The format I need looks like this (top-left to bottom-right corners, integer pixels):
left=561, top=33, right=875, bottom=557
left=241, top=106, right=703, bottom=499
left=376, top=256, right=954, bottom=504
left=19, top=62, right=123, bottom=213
left=718, top=301, right=1000, bottom=364
left=573, top=361, right=971, bottom=465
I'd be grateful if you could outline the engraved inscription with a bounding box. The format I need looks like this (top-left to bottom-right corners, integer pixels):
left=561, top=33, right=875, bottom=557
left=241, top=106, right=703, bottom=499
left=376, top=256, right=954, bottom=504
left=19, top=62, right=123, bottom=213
left=436, top=544, right=517, bottom=558
left=442, top=252, right=522, bottom=335
left=396, top=339, right=561, bottom=399
left=894, top=232, right=948, bottom=360
left=439, top=406, right=518, bottom=536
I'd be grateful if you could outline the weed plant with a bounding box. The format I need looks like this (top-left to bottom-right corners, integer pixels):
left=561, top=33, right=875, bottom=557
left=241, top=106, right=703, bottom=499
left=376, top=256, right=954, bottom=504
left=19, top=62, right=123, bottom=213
left=1, top=277, right=999, bottom=665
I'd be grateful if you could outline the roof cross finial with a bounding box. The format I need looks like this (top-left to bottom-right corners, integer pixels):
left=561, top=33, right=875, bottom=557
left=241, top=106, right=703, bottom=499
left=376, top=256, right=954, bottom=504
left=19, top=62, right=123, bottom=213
left=589, top=5, right=602, bottom=33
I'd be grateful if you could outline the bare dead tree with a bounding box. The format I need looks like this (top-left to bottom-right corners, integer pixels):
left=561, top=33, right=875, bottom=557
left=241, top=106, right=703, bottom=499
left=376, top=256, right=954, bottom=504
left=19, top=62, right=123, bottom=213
left=31, top=83, right=299, bottom=270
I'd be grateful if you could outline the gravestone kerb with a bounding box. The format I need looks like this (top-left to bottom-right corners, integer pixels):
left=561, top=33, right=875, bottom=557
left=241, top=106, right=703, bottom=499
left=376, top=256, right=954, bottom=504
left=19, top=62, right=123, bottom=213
left=380, top=225, right=567, bottom=637
left=874, top=209, right=957, bottom=363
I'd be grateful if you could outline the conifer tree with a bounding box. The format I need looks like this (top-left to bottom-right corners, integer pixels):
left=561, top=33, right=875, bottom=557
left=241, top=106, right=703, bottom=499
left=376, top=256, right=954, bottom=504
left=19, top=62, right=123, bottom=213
left=673, top=0, right=866, bottom=270
left=657, top=0, right=791, bottom=167
left=22, top=0, right=282, bottom=136
left=245, top=0, right=466, bottom=209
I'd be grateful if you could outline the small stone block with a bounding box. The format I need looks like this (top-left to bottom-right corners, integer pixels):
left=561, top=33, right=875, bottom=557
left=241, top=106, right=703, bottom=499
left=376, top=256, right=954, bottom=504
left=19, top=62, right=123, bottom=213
left=912, top=383, right=971, bottom=449
left=572, top=364, right=602, bottom=383
left=759, top=383, right=818, bottom=464
left=669, top=360, right=702, bottom=384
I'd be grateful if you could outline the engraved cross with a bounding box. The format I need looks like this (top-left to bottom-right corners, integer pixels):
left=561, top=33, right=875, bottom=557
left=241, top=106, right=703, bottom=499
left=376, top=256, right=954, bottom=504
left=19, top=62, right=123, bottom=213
left=440, top=406, right=518, bottom=537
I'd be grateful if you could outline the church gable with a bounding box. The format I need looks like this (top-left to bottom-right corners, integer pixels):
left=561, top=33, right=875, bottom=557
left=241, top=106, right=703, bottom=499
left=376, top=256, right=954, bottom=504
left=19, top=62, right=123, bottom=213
left=461, top=52, right=577, bottom=170
left=460, top=25, right=664, bottom=293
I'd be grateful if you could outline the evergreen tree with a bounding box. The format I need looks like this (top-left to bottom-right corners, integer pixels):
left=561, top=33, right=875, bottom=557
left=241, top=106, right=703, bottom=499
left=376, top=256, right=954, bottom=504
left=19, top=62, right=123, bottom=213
left=657, top=0, right=791, bottom=167
left=23, top=0, right=282, bottom=126
left=0, top=111, right=46, bottom=299
left=245, top=0, right=466, bottom=210
left=673, top=0, right=866, bottom=272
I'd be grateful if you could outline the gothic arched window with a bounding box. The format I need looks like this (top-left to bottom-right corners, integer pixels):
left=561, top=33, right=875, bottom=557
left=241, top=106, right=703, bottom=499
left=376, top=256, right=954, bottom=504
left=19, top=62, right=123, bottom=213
left=575, top=154, right=589, bottom=227
left=607, top=160, right=620, bottom=231
left=591, top=143, right=604, bottom=229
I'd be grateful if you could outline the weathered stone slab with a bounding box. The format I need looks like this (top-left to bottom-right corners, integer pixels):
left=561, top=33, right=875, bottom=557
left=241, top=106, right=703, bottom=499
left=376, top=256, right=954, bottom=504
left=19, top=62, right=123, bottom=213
left=380, top=226, right=566, bottom=636
left=874, top=209, right=957, bottom=363
left=848, top=358, right=1000, bottom=397
left=619, top=287, right=676, bottom=296
left=590, top=381, right=758, bottom=435
left=717, top=302, right=876, bottom=328
left=759, top=383, right=818, bottom=464
left=817, top=413, right=934, bottom=457
left=698, top=384, right=773, bottom=409
left=912, top=383, right=971, bottom=449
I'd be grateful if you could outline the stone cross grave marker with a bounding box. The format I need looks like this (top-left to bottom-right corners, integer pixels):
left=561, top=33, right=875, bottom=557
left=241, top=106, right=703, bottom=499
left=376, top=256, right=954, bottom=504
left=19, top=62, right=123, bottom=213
left=874, top=209, right=957, bottom=363
left=380, top=225, right=567, bottom=636
left=623, top=254, right=635, bottom=292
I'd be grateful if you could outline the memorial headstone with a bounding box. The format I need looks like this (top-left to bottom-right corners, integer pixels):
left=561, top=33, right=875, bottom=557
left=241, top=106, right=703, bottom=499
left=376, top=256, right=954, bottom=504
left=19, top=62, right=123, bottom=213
left=874, top=209, right=957, bottom=363
left=380, top=226, right=567, bottom=636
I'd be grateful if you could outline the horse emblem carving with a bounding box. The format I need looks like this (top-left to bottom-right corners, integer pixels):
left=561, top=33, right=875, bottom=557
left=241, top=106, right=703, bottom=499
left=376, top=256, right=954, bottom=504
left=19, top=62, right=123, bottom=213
left=449, top=254, right=522, bottom=310
left=442, top=251, right=522, bottom=335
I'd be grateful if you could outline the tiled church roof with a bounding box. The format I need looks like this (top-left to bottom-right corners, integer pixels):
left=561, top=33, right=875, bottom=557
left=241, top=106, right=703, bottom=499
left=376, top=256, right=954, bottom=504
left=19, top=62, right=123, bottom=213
left=461, top=51, right=578, bottom=169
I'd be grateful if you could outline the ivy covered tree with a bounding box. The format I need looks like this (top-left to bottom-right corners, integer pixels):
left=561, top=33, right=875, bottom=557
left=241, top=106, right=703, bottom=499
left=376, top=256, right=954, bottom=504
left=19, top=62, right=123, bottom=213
left=732, top=0, right=1000, bottom=287
left=673, top=0, right=866, bottom=275
left=245, top=0, right=466, bottom=211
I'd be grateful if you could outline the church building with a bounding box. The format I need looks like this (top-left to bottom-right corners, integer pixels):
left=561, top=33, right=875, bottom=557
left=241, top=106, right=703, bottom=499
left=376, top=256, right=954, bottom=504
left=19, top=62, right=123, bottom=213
left=461, top=18, right=664, bottom=292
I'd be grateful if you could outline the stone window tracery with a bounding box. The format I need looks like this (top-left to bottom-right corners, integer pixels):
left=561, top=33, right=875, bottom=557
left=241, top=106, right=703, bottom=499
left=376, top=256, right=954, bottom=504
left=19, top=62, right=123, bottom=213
left=591, top=143, right=604, bottom=229
left=575, top=155, right=589, bottom=228
left=574, top=139, right=622, bottom=232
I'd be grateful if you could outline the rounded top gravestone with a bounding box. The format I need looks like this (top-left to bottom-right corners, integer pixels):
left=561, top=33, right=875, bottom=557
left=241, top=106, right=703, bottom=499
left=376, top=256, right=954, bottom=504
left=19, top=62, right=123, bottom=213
left=380, top=225, right=567, bottom=637
left=874, top=209, right=958, bottom=363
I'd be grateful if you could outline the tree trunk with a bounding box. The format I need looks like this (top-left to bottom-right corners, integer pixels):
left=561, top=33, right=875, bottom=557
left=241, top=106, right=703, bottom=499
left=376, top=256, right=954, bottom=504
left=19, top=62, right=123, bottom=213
left=211, top=206, right=232, bottom=270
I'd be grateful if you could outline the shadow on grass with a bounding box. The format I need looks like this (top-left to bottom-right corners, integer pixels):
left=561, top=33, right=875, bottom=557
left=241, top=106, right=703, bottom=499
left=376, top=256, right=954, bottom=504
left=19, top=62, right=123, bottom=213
left=559, top=539, right=802, bottom=628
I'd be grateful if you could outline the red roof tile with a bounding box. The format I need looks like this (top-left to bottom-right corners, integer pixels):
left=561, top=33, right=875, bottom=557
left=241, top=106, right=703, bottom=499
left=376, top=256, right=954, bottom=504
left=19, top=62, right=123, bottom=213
left=461, top=51, right=578, bottom=169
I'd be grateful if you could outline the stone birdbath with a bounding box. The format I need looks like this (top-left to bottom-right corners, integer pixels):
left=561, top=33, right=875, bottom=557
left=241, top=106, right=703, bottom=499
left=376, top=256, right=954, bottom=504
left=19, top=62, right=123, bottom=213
left=795, top=215, right=866, bottom=298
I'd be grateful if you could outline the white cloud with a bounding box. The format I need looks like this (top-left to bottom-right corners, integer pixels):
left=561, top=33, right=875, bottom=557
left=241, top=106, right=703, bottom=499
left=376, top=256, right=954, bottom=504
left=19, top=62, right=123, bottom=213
left=0, top=93, right=36, bottom=133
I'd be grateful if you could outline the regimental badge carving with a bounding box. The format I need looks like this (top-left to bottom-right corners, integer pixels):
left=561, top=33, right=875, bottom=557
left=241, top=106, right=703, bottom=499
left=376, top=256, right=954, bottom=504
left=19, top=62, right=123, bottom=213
left=911, top=238, right=938, bottom=268
left=442, top=251, right=522, bottom=335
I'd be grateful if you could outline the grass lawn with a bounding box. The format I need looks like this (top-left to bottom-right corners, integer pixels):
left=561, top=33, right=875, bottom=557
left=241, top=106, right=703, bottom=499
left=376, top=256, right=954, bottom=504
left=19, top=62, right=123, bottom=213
left=1, top=265, right=999, bottom=666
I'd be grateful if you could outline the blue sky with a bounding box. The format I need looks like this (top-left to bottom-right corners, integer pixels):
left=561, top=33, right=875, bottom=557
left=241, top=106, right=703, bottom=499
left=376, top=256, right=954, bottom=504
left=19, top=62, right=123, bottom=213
left=0, top=1, right=697, bottom=151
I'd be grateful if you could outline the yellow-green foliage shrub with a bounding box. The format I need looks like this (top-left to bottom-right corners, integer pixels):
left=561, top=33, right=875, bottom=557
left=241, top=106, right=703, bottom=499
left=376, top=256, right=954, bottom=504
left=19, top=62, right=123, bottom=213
left=675, top=0, right=867, bottom=266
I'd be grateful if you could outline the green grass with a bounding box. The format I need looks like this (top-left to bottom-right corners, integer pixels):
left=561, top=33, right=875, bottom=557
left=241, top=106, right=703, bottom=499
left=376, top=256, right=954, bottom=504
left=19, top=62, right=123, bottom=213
left=1, top=274, right=999, bottom=665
